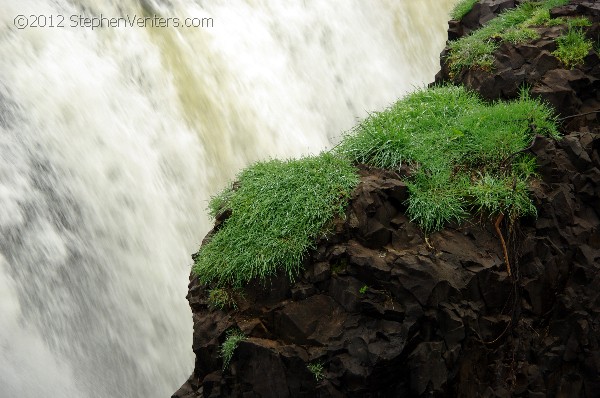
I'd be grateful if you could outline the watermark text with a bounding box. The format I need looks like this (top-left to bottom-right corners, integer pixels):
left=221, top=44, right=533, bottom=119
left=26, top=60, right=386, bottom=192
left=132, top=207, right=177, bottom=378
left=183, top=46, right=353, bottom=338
left=14, top=14, right=214, bottom=30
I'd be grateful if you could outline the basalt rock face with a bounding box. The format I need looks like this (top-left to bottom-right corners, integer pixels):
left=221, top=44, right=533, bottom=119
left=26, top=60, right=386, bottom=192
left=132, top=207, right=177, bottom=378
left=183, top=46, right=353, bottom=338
left=436, top=0, right=600, bottom=131
left=174, top=3, right=600, bottom=398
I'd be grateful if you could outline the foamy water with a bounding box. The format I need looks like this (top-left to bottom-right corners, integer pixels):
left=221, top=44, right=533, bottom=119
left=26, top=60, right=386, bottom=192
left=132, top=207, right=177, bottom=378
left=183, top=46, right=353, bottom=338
left=0, top=1, right=455, bottom=396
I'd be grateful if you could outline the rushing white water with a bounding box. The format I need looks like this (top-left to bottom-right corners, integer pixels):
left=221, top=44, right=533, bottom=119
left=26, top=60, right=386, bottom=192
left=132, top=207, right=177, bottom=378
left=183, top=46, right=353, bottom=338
left=0, top=0, right=455, bottom=397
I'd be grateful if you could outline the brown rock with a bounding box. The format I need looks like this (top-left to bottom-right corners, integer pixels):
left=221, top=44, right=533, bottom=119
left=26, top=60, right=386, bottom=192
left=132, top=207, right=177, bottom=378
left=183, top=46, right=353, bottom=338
left=175, top=3, right=600, bottom=396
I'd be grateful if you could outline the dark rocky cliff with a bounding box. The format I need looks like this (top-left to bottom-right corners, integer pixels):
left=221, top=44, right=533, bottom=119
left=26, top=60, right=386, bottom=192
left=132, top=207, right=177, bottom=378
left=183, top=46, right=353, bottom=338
left=174, top=1, right=600, bottom=396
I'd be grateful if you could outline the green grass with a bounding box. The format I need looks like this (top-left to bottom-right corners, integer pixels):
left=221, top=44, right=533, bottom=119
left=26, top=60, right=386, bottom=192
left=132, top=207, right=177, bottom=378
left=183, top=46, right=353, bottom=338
left=193, top=85, right=558, bottom=287
left=220, top=329, right=246, bottom=370
left=501, top=27, right=539, bottom=44
left=546, top=16, right=567, bottom=27
left=553, top=27, right=593, bottom=68
left=527, top=8, right=553, bottom=27
left=543, top=15, right=592, bottom=28
left=447, top=0, right=571, bottom=74
left=566, top=16, right=592, bottom=28
left=336, top=85, right=558, bottom=232
left=451, top=0, right=478, bottom=20
left=208, top=288, right=238, bottom=310
left=307, top=362, right=325, bottom=381
left=448, top=38, right=498, bottom=74
left=193, top=152, right=358, bottom=287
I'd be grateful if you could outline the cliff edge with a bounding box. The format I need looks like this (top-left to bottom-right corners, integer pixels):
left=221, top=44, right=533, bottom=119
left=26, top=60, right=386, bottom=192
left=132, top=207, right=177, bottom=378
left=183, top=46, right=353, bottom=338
left=174, top=1, right=600, bottom=396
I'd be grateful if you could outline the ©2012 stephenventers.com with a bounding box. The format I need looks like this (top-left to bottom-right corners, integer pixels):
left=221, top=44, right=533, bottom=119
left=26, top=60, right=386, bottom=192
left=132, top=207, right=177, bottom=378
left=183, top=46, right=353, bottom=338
left=13, top=13, right=214, bottom=30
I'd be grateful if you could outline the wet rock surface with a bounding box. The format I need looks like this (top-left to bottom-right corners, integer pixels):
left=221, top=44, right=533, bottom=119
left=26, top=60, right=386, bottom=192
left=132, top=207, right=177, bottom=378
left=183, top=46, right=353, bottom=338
left=174, top=2, right=599, bottom=397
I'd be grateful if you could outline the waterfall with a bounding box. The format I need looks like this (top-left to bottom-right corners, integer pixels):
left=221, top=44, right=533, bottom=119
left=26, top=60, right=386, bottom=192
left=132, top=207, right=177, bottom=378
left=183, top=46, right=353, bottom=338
left=0, top=0, right=455, bottom=397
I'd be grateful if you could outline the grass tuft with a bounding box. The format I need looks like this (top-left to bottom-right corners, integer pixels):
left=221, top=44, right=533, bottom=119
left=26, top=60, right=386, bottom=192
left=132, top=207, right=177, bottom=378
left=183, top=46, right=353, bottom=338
left=451, top=0, right=479, bottom=21
left=527, top=8, right=552, bottom=27
left=193, top=153, right=358, bottom=287
left=307, top=362, right=325, bottom=381
left=220, top=329, right=245, bottom=370
left=448, top=39, right=498, bottom=73
left=545, top=17, right=566, bottom=27
left=208, top=288, right=239, bottom=310
left=501, top=27, right=539, bottom=44
left=447, top=0, right=571, bottom=74
left=193, top=86, right=559, bottom=286
left=336, top=85, right=558, bottom=232
left=553, top=27, right=593, bottom=68
left=567, top=16, right=592, bottom=28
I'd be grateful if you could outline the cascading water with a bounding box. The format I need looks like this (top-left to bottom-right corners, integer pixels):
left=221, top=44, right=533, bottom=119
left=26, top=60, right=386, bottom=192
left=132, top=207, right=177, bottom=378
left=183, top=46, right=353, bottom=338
left=0, top=0, right=456, bottom=397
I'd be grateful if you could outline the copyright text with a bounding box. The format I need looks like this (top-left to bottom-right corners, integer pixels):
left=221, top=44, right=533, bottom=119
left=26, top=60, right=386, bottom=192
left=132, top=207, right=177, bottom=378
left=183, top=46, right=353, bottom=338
left=13, top=14, right=214, bottom=30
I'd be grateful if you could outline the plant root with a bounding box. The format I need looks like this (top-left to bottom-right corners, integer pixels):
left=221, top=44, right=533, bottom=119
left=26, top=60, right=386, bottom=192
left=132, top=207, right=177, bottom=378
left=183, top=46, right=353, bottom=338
left=425, top=236, right=434, bottom=249
left=495, top=213, right=512, bottom=277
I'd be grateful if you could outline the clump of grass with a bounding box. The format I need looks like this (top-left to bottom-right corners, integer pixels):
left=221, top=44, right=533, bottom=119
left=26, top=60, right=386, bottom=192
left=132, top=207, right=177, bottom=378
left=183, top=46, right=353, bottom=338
left=336, top=85, right=558, bottom=232
left=501, top=27, right=539, bottom=44
left=404, top=170, right=469, bottom=232
left=469, top=174, right=537, bottom=216
left=335, top=85, right=480, bottom=169
left=208, top=288, right=238, bottom=310
left=221, top=329, right=246, bottom=370
left=451, top=0, right=478, bottom=21
left=447, top=0, right=570, bottom=74
left=527, top=8, right=552, bottom=27
left=193, top=153, right=358, bottom=287
left=545, top=17, right=567, bottom=27
left=448, top=39, right=498, bottom=73
left=567, top=16, right=592, bottom=28
left=307, top=362, right=325, bottom=381
left=553, top=27, right=593, bottom=68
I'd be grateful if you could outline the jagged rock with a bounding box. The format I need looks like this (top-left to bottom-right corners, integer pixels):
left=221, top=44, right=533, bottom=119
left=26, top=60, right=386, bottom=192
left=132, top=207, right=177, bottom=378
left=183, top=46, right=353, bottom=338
left=437, top=0, right=600, bottom=131
left=456, top=0, right=517, bottom=38
left=174, top=2, right=600, bottom=397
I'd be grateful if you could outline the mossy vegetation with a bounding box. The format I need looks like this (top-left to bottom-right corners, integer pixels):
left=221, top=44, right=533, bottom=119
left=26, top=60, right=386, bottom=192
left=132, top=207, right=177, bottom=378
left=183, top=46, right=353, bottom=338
left=553, top=27, right=593, bottom=68
left=208, top=288, right=239, bottom=310
left=220, top=329, right=246, bottom=370
left=193, top=153, right=358, bottom=287
left=193, top=85, right=558, bottom=287
left=451, top=0, right=479, bottom=21
left=447, top=0, right=571, bottom=74
left=336, top=85, right=558, bottom=232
